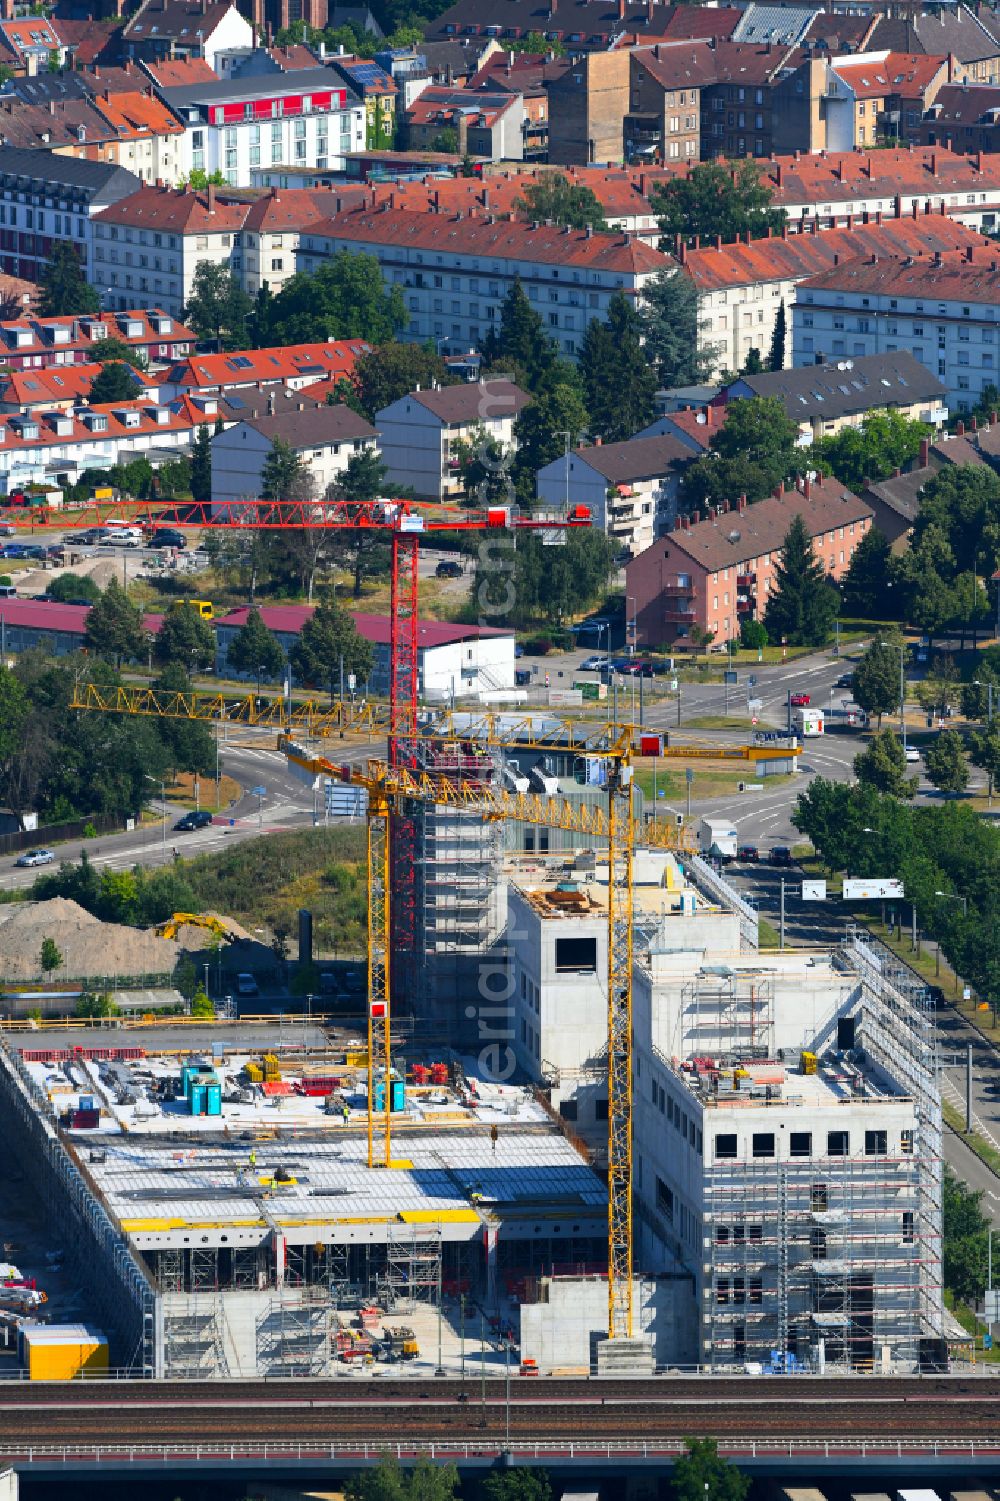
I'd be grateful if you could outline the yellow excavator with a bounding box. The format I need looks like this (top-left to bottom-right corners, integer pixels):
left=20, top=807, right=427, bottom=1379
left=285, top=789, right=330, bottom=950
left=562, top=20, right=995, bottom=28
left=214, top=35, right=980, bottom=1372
left=155, top=912, right=239, bottom=943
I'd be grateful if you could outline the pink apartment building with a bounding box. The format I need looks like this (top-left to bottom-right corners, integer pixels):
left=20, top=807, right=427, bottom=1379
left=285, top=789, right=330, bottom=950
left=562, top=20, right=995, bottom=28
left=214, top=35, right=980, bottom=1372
left=627, top=476, right=873, bottom=648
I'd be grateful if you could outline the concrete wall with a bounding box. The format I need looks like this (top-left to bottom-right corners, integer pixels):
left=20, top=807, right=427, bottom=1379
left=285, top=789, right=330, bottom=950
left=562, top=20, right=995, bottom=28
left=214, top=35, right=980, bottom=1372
left=519, top=1274, right=697, bottom=1371
left=547, top=52, right=630, bottom=166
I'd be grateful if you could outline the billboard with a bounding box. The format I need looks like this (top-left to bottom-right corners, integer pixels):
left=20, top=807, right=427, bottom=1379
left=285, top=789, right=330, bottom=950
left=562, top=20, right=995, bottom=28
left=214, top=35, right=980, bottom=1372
left=842, top=878, right=905, bottom=900
left=801, top=880, right=827, bottom=901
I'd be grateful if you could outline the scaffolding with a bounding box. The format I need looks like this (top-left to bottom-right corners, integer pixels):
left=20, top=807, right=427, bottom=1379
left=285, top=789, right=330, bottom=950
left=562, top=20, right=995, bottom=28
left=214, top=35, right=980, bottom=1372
left=162, top=1294, right=228, bottom=1378
left=376, top=1225, right=443, bottom=1311
left=680, top=967, right=776, bottom=1061
left=256, top=1289, right=334, bottom=1376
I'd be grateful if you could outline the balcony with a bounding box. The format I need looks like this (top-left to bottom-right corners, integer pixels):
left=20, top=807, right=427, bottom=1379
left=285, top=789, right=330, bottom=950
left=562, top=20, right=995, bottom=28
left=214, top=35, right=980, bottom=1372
left=736, top=572, right=756, bottom=588
left=663, top=606, right=696, bottom=624
left=661, top=579, right=694, bottom=595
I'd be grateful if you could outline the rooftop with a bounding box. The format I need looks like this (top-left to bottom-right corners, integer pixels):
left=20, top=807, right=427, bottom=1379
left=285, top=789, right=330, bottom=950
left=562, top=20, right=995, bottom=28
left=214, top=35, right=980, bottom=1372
left=238, top=402, right=376, bottom=447
left=564, top=432, right=694, bottom=483
left=93, top=183, right=251, bottom=233
left=164, top=339, right=371, bottom=390
left=728, top=349, right=946, bottom=419
left=385, top=376, right=529, bottom=424
left=799, top=246, right=1000, bottom=299
left=830, top=50, right=948, bottom=99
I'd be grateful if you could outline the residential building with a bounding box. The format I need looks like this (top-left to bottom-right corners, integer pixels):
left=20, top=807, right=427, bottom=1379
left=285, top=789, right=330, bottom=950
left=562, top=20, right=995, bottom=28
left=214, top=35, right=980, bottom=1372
left=0, top=86, right=183, bottom=186
left=0, top=363, right=111, bottom=412
left=0, top=17, right=68, bottom=75
left=793, top=249, right=1000, bottom=411
left=240, top=188, right=343, bottom=295
left=624, top=42, right=712, bottom=164
left=90, top=183, right=250, bottom=318
left=155, top=67, right=367, bottom=183
left=627, top=478, right=873, bottom=647
left=0, top=600, right=164, bottom=656
left=209, top=401, right=377, bottom=504
left=0, top=308, right=193, bottom=372
left=214, top=603, right=515, bottom=701
left=0, top=149, right=140, bottom=287
left=326, top=55, right=397, bottom=151
left=375, top=377, right=529, bottom=500
left=546, top=51, right=630, bottom=166
left=921, top=81, right=1000, bottom=151
left=402, top=85, right=526, bottom=160
left=676, top=213, right=989, bottom=378
left=535, top=432, right=693, bottom=555
left=858, top=426, right=990, bottom=547
left=466, top=51, right=569, bottom=160
left=160, top=337, right=370, bottom=396
left=0, top=394, right=208, bottom=494
left=296, top=205, right=672, bottom=358
left=867, top=4, right=1000, bottom=86
left=633, top=934, right=942, bottom=1371
left=827, top=51, right=949, bottom=147
left=722, top=351, right=948, bottom=443
left=122, top=0, right=253, bottom=76
left=424, top=0, right=738, bottom=52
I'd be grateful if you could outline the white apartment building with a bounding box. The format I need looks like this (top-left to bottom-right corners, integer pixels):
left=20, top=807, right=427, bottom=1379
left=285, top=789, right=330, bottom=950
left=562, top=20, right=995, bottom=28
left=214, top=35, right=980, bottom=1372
left=376, top=377, right=529, bottom=501
left=157, top=70, right=366, bottom=185
left=209, top=402, right=377, bottom=505
left=296, top=206, right=672, bottom=358
left=793, top=247, right=1000, bottom=411
left=632, top=935, right=943, bottom=1372
left=0, top=149, right=141, bottom=287
left=90, top=183, right=249, bottom=319
left=0, top=394, right=208, bottom=491
left=535, top=432, right=692, bottom=556
left=240, top=188, right=342, bottom=296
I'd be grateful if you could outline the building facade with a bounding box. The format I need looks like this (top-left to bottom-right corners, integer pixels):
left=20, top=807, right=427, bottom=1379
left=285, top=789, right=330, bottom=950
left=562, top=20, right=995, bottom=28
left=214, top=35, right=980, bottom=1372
left=534, top=432, right=692, bottom=556
left=376, top=377, right=529, bottom=500
left=0, top=149, right=141, bottom=287
left=209, top=402, right=377, bottom=504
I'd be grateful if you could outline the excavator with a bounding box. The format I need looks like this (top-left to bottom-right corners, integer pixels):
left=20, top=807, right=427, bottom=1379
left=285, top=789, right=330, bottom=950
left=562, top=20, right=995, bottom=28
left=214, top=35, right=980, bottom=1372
left=154, top=913, right=240, bottom=943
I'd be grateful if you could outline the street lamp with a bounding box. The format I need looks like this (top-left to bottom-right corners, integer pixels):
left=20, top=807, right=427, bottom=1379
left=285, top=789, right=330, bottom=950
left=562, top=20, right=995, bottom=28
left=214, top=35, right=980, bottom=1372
left=935, top=890, right=968, bottom=917
left=973, top=679, right=994, bottom=724
left=896, top=643, right=908, bottom=754
left=144, top=773, right=167, bottom=863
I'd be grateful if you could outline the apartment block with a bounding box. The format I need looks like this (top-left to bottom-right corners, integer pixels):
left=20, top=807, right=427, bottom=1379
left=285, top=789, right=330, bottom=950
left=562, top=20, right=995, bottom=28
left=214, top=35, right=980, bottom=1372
left=376, top=377, right=528, bottom=500
left=546, top=51, right=630, bottom=166
left=210, top=402, right=376, bottom=504
left=296, top=205, right=670, bottom=358
left=0, top=149, right=140, bottom=287
left=793, top=246, right=1000, bottom=411
left=627, top=478, right=873, bottom=648
left=535, top=432, right=692, bottom=556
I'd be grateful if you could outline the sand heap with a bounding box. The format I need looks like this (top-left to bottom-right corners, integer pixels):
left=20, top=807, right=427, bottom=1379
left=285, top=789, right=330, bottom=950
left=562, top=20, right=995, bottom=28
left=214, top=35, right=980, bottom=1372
left=0, top=899, right=183, bottom=981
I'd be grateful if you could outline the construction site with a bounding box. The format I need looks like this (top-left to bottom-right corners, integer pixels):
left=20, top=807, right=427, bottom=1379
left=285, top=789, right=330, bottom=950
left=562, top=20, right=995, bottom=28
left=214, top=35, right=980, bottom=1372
left=0, top=495, right=946, bottom=1385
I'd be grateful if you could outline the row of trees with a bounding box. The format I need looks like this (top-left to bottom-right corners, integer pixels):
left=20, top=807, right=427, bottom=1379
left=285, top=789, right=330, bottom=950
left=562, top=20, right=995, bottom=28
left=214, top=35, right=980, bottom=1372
left=338, top=1451, right=746, bottom=1501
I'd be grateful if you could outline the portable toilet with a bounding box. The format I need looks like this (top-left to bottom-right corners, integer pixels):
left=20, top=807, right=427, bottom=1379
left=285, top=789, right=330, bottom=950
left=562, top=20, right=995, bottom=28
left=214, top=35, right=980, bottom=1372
left=206, top=1077, right=222, bottom=1116
left=188, top=1079, right=207, bottom=1115
left=371, top=1071, right=405, bottom=1113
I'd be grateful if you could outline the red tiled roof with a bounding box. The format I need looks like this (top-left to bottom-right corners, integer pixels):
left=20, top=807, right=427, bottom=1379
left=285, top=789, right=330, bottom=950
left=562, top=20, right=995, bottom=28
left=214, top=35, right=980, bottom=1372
left=631, top=39, right=720, bottom=90
left=93, top=185, right=250, bottom=234
left=165, top=340, right=371, bottom=391
left=242, top=187, right=365, bottom=232
left=141, top=55, right=218, bottom=86
left=303, top=205, right=672, bottom=275
left=267, top=43, right=320, bottom=70
left=799, top=245, right=1000, bottom=298
left=91, top=88, right=185, bottom=139
left=681, top=213, right=989, bottom=292
left=0, top=17, right=63, bottom=52
left=831, top=51, right=947, bottom=99
left=662, top=405, right=727, bottom=450
left=217, top=604, right=509, bottom=643
left=405, top=85, right=519, bottom=129
left=661, top=6, right=741, bottom=40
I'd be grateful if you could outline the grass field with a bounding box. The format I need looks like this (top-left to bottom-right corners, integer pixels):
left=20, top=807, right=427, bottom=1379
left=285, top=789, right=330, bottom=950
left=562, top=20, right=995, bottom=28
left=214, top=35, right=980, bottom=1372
left=632, top=757, right=762, bottom=805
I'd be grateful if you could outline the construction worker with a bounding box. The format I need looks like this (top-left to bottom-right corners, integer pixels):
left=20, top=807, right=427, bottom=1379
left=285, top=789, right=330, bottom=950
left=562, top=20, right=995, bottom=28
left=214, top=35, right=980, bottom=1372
left=249, top=1148, right=257, bottom=1171
left=342, top=1104, right=350, bottom=1126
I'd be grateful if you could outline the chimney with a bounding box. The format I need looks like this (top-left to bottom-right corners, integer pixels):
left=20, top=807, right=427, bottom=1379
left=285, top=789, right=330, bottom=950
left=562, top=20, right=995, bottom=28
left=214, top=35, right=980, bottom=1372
left=972, top=415, right=978, bottom=431
left=207, top=182, right=216, bottom=212
left=919, top=437, right=929, bottom=466
left=773, top=484, right=782, bottom=500
left=738, top=494, right=747, bottom=513
left=595, top=436, right=602, bottom=445
left=966, top=244, right=974, bottom=261
left=957, top=419, right=965, bottom=436
left=803, top=473, right=811, bottom=499
left=715, top=234, right=722, bottom=250
left=267, top=390, right=275, bottom=415
left=678, top=241, right=686, bottom=264
left=674, top=514, right=682, bottom=530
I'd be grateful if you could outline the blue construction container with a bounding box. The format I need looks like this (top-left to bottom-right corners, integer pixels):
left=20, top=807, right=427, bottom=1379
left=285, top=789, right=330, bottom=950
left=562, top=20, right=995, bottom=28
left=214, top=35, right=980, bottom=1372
left=370, top=1073, right=405, bottom=1113
left=188, top=1081, right=206, bottom=1115
left=205, top=1081, right=222, bottom=1116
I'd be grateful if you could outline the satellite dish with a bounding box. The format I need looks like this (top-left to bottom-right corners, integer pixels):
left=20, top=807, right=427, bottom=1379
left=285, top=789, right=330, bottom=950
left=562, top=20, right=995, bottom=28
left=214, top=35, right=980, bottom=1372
left=728, top=529, right=741, bottom=543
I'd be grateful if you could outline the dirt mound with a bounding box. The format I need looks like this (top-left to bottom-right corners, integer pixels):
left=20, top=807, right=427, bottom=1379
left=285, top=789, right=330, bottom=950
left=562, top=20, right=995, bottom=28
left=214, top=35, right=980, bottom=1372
left=0, top=899, right=181, bottom=981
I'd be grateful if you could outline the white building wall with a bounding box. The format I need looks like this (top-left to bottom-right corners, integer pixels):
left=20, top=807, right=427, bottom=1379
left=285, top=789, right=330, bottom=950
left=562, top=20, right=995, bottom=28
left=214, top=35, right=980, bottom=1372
left=535, top=456, right=673, bottom=553
left=200, top=6, right=255, bottom=73
left=376, top=395, right=521, bottom=501
left=793, top=280, right=990, bottom=412
left=210, top=421, right=372, bottom=505
left=421, top=634, right=516, bottom=700
left=183, top=103, right=366, bottom=187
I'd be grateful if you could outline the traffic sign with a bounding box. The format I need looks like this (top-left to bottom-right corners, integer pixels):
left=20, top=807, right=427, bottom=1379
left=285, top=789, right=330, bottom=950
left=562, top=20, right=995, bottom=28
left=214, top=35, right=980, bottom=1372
left=724, top=670, right=738, bottom=685
left=986, top=1289, right=1000, bottom=1323
left=251, top=785, right=266, bottom=796
left=986, top=1333, right=993, bottom=1351
left=685, top=768, right=694, bottom=783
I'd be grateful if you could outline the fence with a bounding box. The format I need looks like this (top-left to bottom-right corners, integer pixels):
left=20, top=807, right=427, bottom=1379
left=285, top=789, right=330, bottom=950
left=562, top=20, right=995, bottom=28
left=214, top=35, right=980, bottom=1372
left=0, top=812, right=123, bottom=858
left=682, top=853, right=760, bottom=951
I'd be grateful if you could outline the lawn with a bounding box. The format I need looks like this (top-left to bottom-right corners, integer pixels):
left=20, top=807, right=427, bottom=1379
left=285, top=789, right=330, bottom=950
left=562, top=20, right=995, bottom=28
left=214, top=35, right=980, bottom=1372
left=682, top=714, right=757, bottom=732
left=163, top=769, right=242, bottom=809
left=633, top=757, right=759, bottom=805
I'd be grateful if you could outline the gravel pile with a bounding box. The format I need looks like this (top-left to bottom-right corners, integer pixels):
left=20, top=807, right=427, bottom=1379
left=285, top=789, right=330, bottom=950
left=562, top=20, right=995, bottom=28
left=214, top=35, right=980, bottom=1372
left=0, top=899, right=182, bottom=981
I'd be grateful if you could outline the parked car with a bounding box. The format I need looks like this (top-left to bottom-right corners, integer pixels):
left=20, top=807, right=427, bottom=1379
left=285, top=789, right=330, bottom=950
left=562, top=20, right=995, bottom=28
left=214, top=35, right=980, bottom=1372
left=737, top=844, right=759, bottom=862
left=835, top=673, right=854, bottom=690
left=15, top=848, right=54, bottom=867
left=769, top=845, right=794, bottom=866
left=789, top=692, right=811, bottom=707
left=235, top=973, right=259, bottom=998
left=904, top=746, right=921, bottom=763
left=0, top=523, right=14, bottom=536
left=172, top=810, right=213, bottom=832
left=150, top=529, right=187, bottom=550
left=435, top=559, right=462, bottom=578
left=64, top=529, right=99, bottom=545
left=579, top=655, right=606, bottom=671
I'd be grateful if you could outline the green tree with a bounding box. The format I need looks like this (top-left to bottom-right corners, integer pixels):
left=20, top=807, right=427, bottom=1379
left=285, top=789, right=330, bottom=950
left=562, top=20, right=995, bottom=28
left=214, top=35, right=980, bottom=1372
left=670, top=1437, right=750, bottom=1501
left=190, top=984, right=215, bottom=1018
left=739, top=618, right=767, bottom=650
left=924, top=728, right=969, bottom=795
left=289, top=601, right=374, bottom=700
left=154, top=603, right=217, bottom=672
left=913, top=464, right=1000, bottom=575
left=261, top=437, right=315, bottom=502
left=74, top=990, right=119, bottom=1018
left=509, top=30, right=565, bottom=53
left=185, top=168, right=227, bottom=189
left=226, top=606, right=286, bottom=682
left=768, top=300, right=786, bottom=372
left=763, top=513, right=839, bottom=647
left=89, top=361, right=139, bottom=404
left=154, top=664, right=217, bottom=778
left=480, top=527, right=616, bottom=626
left=853, top=728, right=916, bottom=798
left=190, top=425, right=212, bottom=503
left=652, top=159, right=785, bottom=249
left=944, top=1169, right=989, bottom=1306
left=183, top=262, right=252, bottom=349
left=640, top=271, right=718, bottom=389
left=741, top=346, right=764, bottom=376
left=841, top=526, right=895, bottom=620
left=480, top=1471, right=552, bottom=1501
left=39, top=936, right=62, bottom=975
left=680, top=396, right=800, bottom=511
left=451, top=422, right=514, bottom=502
left=89, top=336, right=147, bottom=370
left=852, top=635, right=902, bottom=728
left=47, top=572, right=100, bottom=604
left=513, top=380, right=588, bottom=504
left=430, top=127, right=459, bottom=153
left=267, top=252, right=407, bottom=345
left=345, top=1457, right=459, bottom=1501
left=352, top=342, right=451, bottom=419
left=39, top=241, right=100, bottom=317
left=329, top=448, right=393, bottom=597
left=481, top=279, right=557, bottom=392
left=84, top=577, right=146, bottom=668
left=969, top=718, right=1000, bottom=799
left=515, top=172, right=607, bottom=229
left=960, top=664, right=999, bottom=721
left=813, top=409, right=930, bottom=490
left=579, top=292, right=656, bottom=443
